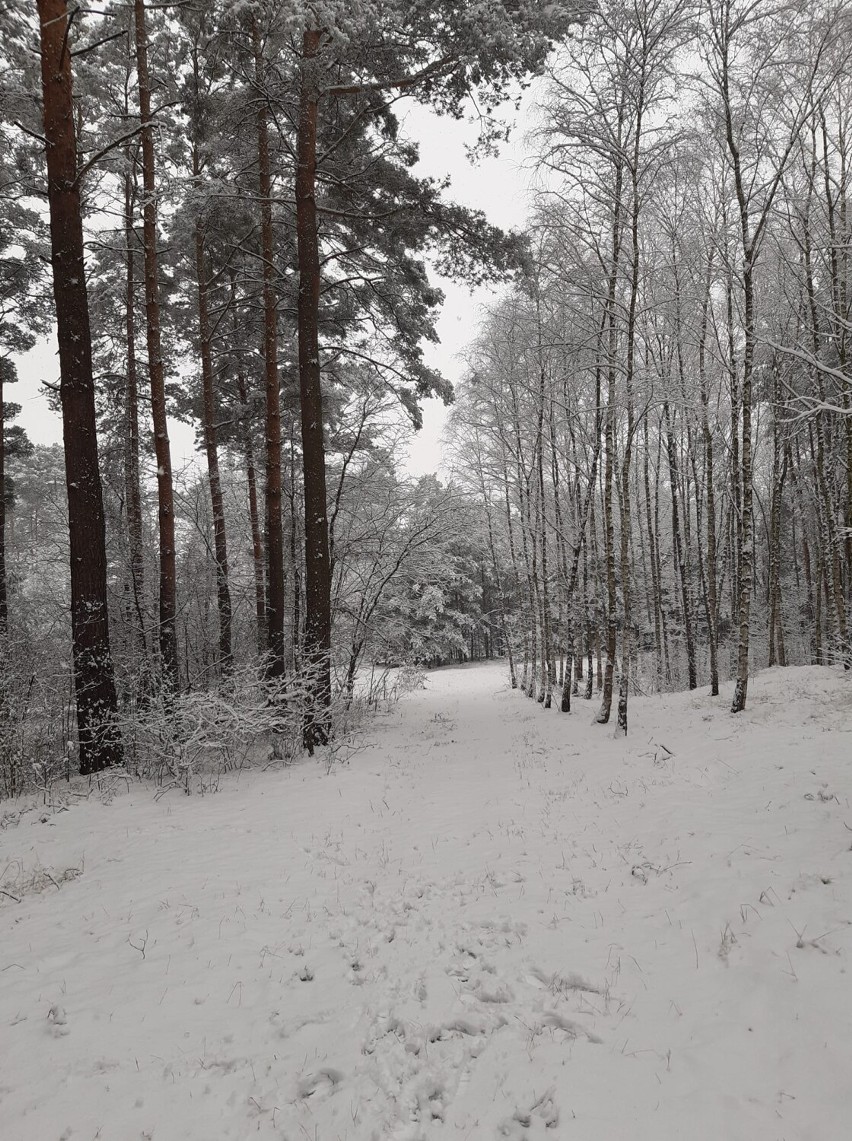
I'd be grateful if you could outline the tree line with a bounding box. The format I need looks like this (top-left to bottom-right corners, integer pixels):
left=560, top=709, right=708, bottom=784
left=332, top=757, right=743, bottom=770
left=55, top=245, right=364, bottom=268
left=448, top=0, right=852, bottom=735
left=1, top=0, right=850, bottom=790
left=1, top=0, right=585, bottom=784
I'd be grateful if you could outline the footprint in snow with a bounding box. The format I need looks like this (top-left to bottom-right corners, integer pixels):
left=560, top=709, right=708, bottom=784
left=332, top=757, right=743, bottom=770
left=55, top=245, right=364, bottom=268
left=296, top=1067, right=344, bottom=1099
left=47, top=1005, right=70, bottom=1037
left=499, top=1086, right=560, bottom=1136
left=541, top=1009, right=602, bottom=1043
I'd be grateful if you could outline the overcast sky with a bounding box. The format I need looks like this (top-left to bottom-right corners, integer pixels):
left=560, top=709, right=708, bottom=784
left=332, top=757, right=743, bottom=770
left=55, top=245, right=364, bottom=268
left=13, top=90, right=538, bottom=478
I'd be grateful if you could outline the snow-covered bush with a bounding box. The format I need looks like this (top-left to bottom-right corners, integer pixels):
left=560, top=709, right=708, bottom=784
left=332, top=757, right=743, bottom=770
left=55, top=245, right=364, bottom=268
left=118, top=664, right=320, bottom=793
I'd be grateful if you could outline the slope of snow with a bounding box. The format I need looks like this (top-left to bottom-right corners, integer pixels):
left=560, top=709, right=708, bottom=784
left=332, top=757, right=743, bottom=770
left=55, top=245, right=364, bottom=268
left=1, top=662, right=851, bottom=1140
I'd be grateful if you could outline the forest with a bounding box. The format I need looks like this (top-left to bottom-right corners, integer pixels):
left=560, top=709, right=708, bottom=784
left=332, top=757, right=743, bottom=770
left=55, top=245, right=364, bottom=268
left=2, top=3, right=852, bottom=1139
left=0, top=0, right=851, bottom=785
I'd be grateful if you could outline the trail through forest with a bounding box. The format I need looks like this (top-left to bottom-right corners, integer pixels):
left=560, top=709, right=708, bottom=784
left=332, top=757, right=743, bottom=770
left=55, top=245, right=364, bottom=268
left=1, top=662, right=851, bottom=1140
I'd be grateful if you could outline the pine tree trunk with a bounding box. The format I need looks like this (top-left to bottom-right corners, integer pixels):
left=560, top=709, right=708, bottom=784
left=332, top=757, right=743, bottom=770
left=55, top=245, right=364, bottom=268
left=253, top=18, right=286, bottom=679
left=194, top=219, right=232, bottom=673
left=288, top=438, right=302, bottom=665
left=295, top=27, right=333, bottom=744
left=37, top=0, right=123, bottom=773
left=0, top=366, right=6, bottom=642
left=122, top=162, right=147, bottom=664
left=134, top=0, right=178, bottom=686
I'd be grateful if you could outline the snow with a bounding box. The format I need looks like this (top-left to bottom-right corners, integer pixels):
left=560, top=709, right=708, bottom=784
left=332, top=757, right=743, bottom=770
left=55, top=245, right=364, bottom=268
left=1, top=662, right=851, bottom=1140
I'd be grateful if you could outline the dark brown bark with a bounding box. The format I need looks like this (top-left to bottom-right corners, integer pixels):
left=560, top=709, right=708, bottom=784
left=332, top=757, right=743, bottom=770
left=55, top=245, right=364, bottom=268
left=187, top=39, right=232, bottom=675
left=288, top=437, right=301, bottom=664
left=134, top=0, right=178, bottom=685
left=295, top=26, right=333, bottom=744
left=123, top=160, right=147, bottom=662
left=0, top=366, right=6, bottom=642
left=253, top=17, right=286, bottom=678
left=37, top=0, right=122, bottom=774
left=194, top=218, right=232, bottom=673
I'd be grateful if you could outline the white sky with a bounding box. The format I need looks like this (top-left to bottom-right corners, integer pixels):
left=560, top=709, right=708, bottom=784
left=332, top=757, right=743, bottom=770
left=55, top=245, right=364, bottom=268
left=12, top=92, right=538, bottom=478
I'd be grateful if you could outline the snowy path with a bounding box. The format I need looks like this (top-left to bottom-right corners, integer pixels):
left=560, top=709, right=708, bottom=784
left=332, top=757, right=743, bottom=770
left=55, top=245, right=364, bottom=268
left=2, top=662, right=852, bottom=1140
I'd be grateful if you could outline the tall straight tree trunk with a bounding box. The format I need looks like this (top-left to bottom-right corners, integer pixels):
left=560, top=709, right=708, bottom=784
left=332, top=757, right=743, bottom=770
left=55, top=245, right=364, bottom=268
left=664, top=401, right=697, bottom=689
left=643, top=418, right=663, bottom=688
left=194, top=219, right=232, bottom=672
left=253, top=18, right=286, bottom=678
left=236, top=371, right=266, bottom=657
left=534, top=331, right=553, bottom=709
left=801, top=195, right=848, bottom=660
left=508, top=389, right=537, bottom=698
left=551, top=401, right=572, bottom=712
left=724, top=260, right=742, bottom=620
left=596, top=130, right=624, bottom=726
left=730, top=239, right=755, bottom=714
left=0, top=365, right=6, bottom=642
left=597, top=395, right=617, bottom=723
left=559, top=411, right=601, bottom=713
left=767, top=363, right=787, bottom=668
left=295, top=27, right=333, bottom=745
left=589, top=497, right=605, bottom=693
left=123, top=162, right=147, bottom=663
left=698, top=255, right=719, bottom=694
left=134, top=0, right=178, bottom=685
left=497, top=411, right=521, bottom=688
left=583, top=513, right=594, bottom=701
left=789, top=440, right=816, bottom=660
left=37, top=0, right=122, bottom=774
left=476, top=429, right=516, bottom=688
left=815, top=546, right=825, bottom=662
left=653, top=424, right=672, bottom=685
left=616, top=118, right=644, bottom=737
left=523, top=482, right=538, bottom=700
left=820, top=112, right=852, bottom=613
left=288, top=437, right=302, bottom=665
left=189, top=45, right=232, bottom=675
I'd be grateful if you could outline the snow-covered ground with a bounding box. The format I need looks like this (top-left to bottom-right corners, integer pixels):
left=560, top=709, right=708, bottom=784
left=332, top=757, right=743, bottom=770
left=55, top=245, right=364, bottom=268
left=1, top=662, right=851, bottom=1141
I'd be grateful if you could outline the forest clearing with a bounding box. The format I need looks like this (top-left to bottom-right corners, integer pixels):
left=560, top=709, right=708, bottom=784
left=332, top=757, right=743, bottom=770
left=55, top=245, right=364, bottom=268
left=2, top=661, right=851, bottom=1141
